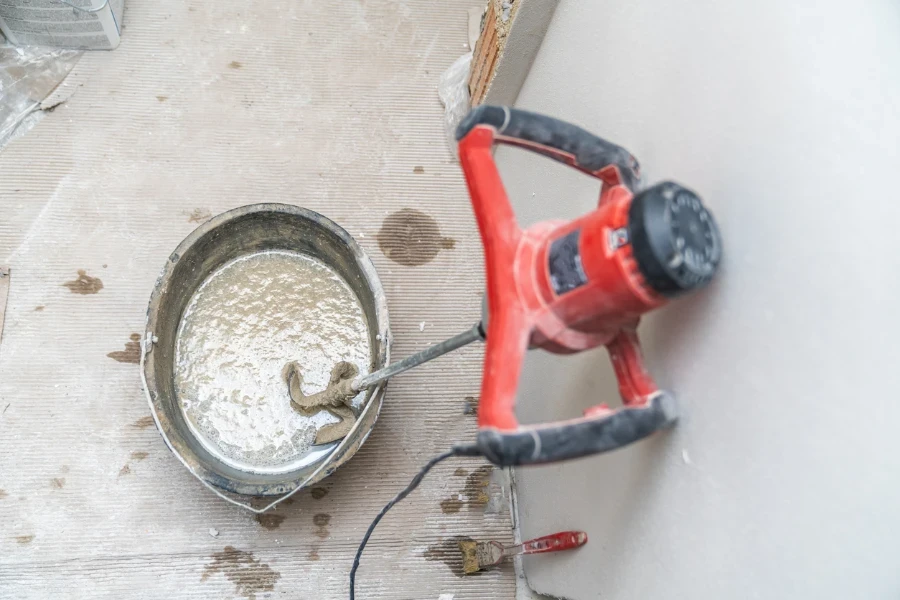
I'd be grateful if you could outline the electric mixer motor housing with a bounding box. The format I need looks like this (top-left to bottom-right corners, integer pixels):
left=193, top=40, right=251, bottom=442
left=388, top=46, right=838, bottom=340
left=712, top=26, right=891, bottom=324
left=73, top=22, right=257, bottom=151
left=455, top=106, right=722, bottom=467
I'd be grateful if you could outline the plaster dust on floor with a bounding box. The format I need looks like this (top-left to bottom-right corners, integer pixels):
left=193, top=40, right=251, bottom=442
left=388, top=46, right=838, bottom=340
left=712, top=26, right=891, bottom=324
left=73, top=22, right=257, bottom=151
left=174, top=250, right=370, bottom=473
left=0, top=0, right=515, bottom=598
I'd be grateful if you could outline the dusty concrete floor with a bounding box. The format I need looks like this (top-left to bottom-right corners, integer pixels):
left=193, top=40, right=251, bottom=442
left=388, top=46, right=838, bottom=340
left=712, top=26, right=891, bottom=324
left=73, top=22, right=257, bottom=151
left=0, top=1, right=517, bottom=598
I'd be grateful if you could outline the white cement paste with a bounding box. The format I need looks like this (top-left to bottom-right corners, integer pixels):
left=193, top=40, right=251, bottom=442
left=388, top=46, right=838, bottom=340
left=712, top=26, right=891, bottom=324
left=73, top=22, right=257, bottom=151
left=174, top=250, right=370, bottom=473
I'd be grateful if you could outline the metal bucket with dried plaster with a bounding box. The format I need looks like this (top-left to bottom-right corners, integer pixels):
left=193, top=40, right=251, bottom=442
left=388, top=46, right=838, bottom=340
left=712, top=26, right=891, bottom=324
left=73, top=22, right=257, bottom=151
left=141, top=204, right=389, bottom=502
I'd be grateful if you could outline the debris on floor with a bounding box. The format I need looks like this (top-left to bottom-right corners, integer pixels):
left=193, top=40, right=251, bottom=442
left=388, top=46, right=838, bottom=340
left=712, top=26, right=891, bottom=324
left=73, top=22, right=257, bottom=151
left=438, top=51, right=472, bottom=156
left=0, top=44, right=81, bottom=147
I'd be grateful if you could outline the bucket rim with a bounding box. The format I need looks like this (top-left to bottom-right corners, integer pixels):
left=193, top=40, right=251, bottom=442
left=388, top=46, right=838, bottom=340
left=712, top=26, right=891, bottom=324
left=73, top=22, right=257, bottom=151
left=141, top=202, right=390, bottom=501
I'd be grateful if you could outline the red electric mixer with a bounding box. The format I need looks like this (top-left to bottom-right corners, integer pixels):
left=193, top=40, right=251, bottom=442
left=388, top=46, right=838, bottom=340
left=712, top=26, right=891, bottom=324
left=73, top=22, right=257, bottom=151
left=348, top=105, right=722, bottom=597
left=458, top=105, right=721, bottom=465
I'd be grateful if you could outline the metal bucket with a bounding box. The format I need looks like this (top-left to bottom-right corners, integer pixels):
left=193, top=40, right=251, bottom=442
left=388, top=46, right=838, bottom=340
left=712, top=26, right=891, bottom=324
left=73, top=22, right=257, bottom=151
left=141, top=204, right=389, bottom=498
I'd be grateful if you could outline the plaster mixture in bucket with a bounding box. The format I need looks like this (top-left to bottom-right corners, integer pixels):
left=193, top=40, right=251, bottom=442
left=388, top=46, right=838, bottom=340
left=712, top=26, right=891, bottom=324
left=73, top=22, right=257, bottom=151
left=174, top=250, right=370, bottom=474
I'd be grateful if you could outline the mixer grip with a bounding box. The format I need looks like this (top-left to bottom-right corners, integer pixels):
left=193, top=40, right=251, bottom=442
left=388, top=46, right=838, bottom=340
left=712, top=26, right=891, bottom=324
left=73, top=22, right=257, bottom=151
left=475, top=392, right=678, bottom=467
left=455, top=105, right=641, bottom=189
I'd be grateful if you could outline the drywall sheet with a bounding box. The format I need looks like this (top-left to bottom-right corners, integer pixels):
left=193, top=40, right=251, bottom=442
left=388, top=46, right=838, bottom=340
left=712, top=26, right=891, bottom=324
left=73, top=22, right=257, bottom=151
left=502, top=0, right=900, bottom=598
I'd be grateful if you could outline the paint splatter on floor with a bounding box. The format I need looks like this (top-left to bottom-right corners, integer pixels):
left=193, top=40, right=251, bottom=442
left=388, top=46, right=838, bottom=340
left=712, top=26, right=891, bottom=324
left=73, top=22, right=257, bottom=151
left=131, top=416, right=155, bottom=429
left=313, top=513, right=331, bottom=539
left=62, top=270, right=103, bottom=295
left=423, top=537, right=474, bottom=577
left=255, top=514, right=285, bottom=530
left=202, top=546, right=280, bottom=600
left=107, top=333, right=141, bottom=364
left=377, top=209, right=456, bottom=266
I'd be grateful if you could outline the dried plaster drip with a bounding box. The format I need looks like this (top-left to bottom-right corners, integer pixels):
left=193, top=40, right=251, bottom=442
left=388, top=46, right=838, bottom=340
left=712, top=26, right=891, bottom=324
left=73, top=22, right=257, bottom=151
left=174, top=250, right=370, bottom=473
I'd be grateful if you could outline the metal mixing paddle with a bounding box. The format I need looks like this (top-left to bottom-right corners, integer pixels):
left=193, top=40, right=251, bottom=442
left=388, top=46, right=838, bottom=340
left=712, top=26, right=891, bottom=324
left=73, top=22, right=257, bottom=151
left=352, top=322, right=484, bottom=391
left=283, top=323, right=484, bottom=443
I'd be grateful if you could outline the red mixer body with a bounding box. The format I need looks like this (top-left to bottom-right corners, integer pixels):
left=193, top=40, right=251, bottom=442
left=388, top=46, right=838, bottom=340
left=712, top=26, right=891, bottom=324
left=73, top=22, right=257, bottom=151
left=525, top=175, right=664, bottom=351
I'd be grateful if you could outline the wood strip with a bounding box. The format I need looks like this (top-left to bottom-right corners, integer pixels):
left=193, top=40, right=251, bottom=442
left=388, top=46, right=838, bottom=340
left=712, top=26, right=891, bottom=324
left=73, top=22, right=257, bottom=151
left=467, top=0, right=557, bottom=106
left=469, top=0, right=497, bottom=105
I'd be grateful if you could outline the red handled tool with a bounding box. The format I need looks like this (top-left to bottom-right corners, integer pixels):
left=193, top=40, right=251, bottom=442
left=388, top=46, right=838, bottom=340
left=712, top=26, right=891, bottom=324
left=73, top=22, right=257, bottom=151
left=350, top=106, right=721, bottom=598
left=459, top=531, right=588, bottom=574
left=456, top=106, right=721, bottom=466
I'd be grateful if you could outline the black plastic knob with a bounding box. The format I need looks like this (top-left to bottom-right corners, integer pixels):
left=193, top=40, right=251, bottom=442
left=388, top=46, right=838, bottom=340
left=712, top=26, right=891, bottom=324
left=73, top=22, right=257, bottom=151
left=628, top=182, right=722, bottom=297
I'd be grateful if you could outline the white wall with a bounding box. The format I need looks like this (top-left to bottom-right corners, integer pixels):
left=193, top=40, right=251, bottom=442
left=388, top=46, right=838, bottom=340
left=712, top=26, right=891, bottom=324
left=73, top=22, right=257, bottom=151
left=502, top=1, right=900, bottom=598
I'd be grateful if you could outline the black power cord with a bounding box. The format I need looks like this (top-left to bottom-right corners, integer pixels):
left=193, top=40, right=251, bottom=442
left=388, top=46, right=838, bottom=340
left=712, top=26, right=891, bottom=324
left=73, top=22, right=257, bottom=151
left=349, top=444, right=482, bottom=599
